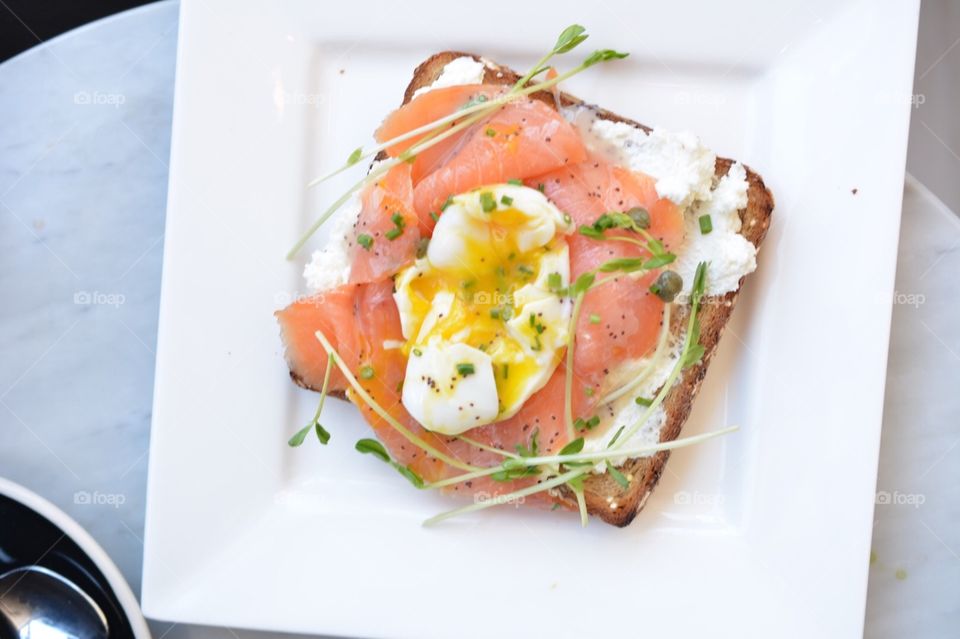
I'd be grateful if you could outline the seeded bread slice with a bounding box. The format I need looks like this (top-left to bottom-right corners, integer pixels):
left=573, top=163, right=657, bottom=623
left=397, top=52, right=773, bottom=527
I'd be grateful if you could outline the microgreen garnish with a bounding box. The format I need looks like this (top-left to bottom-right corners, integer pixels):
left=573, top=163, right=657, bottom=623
left=491, top=428, right=541, bottom=482
left=456, top=362, right=475, bottom=377
left=355, top=438, right=425, bottom=489
left=501, top=195, right=514, bottom=206
left=516, top=428, right=540, bottom=457
left=287, top=425, right=311, bottom=447
left=559, top=437, right=585, bottom=456
left=699, top=214, right=713, bottom=235
left=287, top=353, right=335, bottom=447
left=357, top=234, right=373, bottom=250
left=359, top=365, right=375, bottom=380
left=570, top=272, right=595, bottom=295
left=642, top=253, right=676, bottom=270
left=355, top=437, right=389, bottom=461
left=423, top=426, right=738, bottom=525
left=480, top=191, right=496, bottom=212
left=607, top=464, right=629, bottom=489
left=347, top=147, right=363, bottom=166
left=608, top=426, right=626, bottom=447
left=598, top=257, right=645, bottom=273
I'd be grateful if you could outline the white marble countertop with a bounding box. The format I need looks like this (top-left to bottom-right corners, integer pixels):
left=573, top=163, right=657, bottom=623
left=0, top=3, right=956, bottom=637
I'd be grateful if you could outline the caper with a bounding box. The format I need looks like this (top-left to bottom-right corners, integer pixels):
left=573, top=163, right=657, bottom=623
left=626, top=206, right=650, bottom=229
left=415, top=237, right=430, bottom=259
left=651, top=270, right=683, bottom=302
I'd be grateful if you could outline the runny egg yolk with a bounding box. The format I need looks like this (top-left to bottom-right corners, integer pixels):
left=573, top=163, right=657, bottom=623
left=394, top=184, right=572, bottom=435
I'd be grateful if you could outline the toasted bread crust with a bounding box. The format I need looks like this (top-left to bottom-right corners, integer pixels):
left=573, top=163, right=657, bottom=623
left=393, top=52, right=773, bottom=526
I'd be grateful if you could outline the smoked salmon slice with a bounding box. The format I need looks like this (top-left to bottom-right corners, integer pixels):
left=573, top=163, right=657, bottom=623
left=533, top=159, right=685, bottom=394
left=347, top=163, right=419, bottom=284
left=413, top=98, right=588, bottom=231
left=375, top=84, right=505, bottom=184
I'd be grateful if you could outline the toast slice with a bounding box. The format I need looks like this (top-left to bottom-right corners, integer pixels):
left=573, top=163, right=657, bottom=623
left=391, top=52, right=774, bottom=526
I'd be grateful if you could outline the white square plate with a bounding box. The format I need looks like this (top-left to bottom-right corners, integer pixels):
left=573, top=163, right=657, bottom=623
left=142, top=1, right=920, bottom=637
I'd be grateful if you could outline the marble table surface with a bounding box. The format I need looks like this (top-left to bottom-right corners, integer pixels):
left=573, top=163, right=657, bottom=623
left=0, top=2, right=956, bottom=637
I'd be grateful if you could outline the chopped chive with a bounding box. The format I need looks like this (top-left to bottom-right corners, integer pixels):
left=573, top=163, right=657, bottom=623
left=490, top=308, right=501, bottom=319
left=385, top=227, right=402, bottom=240
left=635, top=396, right=653, bottom=407
left=537, top=183, right=545, bottom=193
left=507, top=178, right=523, bottom=186
left=547, top=272, right=563, bottom=292
left=357, top=234, right=373, bottom=250
left=415, top=237, right=430, bottom=259
left=462, top=278, right=477, bottom=289
left=440, top=196, right=454, bottom=211
left=456, top=362, right=475, bottom=376
left=501, top=195, right=514, bottom=206
left=429, top=211, right=440, bottom=222
left=391, top=212, right=405, bottom=227
left=517, top=264, right=534, bottom=276
left=502, top=363, right=509, bottom=379
left=699, top=214, right=713, bottom=234
left=589, top=313, right=600, bottom=324
left=531, top=335, right=542, bottom=351
left=359, top=365, right=375, bottom=380
left=480, top=191, right=496, bottom=212
left=529, top=313, right=536, bottom=327
left=584, top=387, right=594, bottom=396
left=412, top=348, right=422, bottom=357
left=485, top=128, right=497, bottom=137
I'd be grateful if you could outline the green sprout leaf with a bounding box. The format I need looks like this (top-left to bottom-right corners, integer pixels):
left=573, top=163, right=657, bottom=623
left=554, top=24, right=589, bottom=54
left=287, top=424, right=312, bottom=447
left=607, top=464, right=630, bottom=489
left=583, top=49, right=629, bottom=67
left=559, top=437, right=585, bottom=456
left=315, top=422, right=331, bottom=444
left=346, top=147, right=363, bottom=166
left=642, top=253, right=676, bottom=270
left=355, top=438, right=389, bottom=462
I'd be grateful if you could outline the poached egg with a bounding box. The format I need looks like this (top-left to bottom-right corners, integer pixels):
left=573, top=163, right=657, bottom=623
left=394, top=184, right=572, bottom=435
